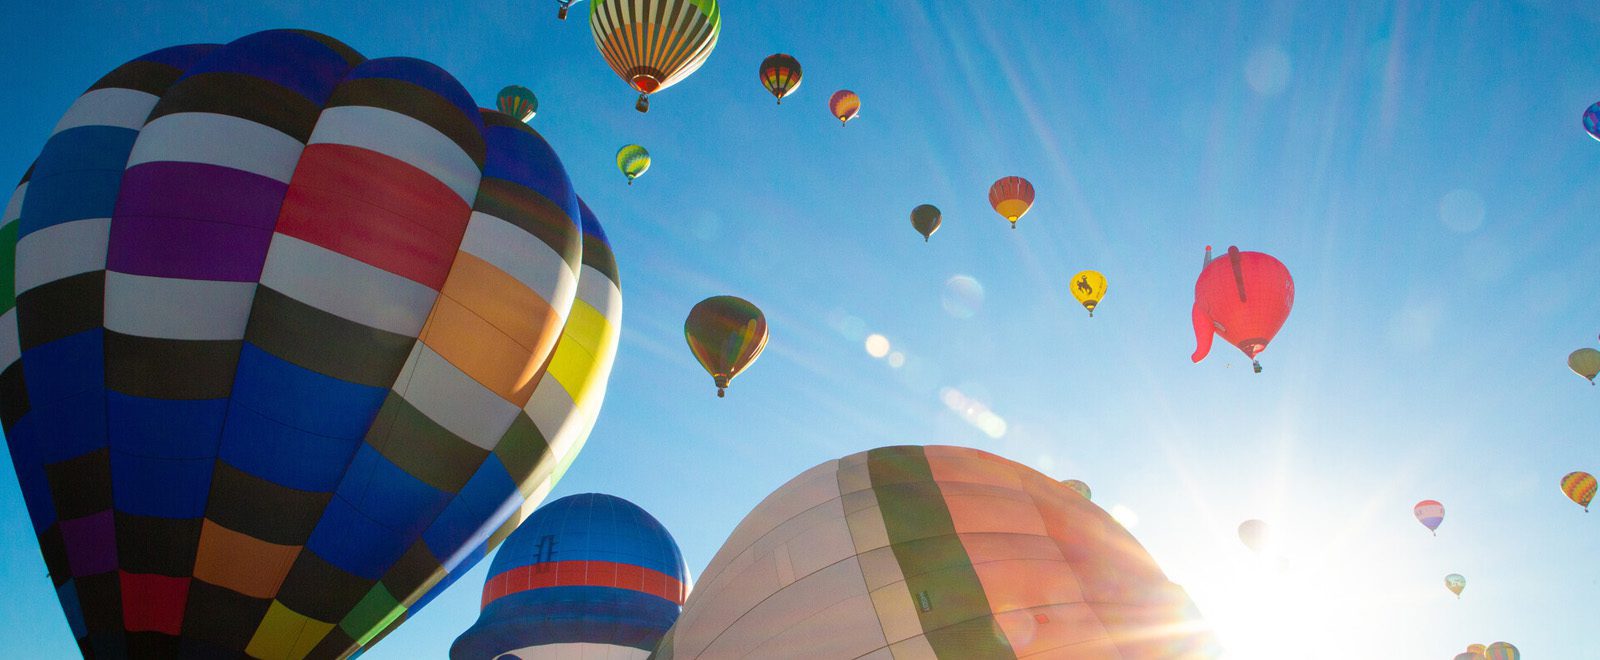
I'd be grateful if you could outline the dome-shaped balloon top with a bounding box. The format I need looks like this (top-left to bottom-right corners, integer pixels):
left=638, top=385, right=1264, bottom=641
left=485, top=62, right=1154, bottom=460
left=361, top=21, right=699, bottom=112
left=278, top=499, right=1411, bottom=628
left=452, top=493, right=687, bottom=659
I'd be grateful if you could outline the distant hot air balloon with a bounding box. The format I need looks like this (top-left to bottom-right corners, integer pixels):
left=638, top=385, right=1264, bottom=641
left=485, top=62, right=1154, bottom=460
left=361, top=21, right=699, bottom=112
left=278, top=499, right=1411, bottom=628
left=1562, top=471, right=1597, bottom=511
left=1568, top=348, right=1600, bottom=384
left=1585, top=102, right=1600, bottom=142
left=1467, top=644, right=1488, bottom=655
left=557, top=0, right=583, bottom=20
left=451, top=494, right=687, bottom=659
left=1485, top=641, right=1520, bottom=660
left=989, top=176, right=1035, bottom=229
left=1445, top=573, right=1466, bottom=598
left=685, top=296, right=768, bottom=397
left=1190, top=246, right=1294, bottom=373
left=617, top=144, right=650, bottom=185
left=652, top=446, right=1220, bottom=658
left=1062, top=479, right=1093, bottom=501
left=911, top=204, right=941, bottom=242
left=1071, top=270, right=1108, bottom=317
left=1414, top=499, right=1445, bottom=535
left=1238, top=519, right=1269, bottom=553
left=759, top=53, right=802, bottom=103
left=1456, top=652, right=1486, bottom=660
left=590, top=0, right=721, bottom=112
left=829, top=89, right=860, bottom=126
left=497, top=85, right=539, bottom=122
left=0, top=29, right=624, bottom=658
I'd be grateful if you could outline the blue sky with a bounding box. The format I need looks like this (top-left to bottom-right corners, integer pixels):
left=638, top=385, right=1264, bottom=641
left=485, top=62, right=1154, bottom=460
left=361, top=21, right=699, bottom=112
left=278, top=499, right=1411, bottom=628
left=3, top=1, right=1600, bottom=657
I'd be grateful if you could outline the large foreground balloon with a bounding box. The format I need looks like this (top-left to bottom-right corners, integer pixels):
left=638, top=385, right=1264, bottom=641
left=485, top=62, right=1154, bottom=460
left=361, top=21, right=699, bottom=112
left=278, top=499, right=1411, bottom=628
left=0, top=29, right=624, bottom=658
left=829, top=90, right=860, bottom=126
left=759, top=54, right=802, bottom=104
left=653, top=445, right=1219, bottom=658
left=452, top=494, right=687, bottom=659
left=1445, top=573, right=1466, bottom=598
left=1568, top=347, right=1600, bottom=384
left=988, top=176, right=1035, bottom=228
left=910, top=204, right=940, bottom=242
left=590, top=0, right=721, bottom=112
left=1190, top=245, right=1294, bottom=373
left=1486, top=641, right=1520, bottom=660
left=684, top=296, right=768, bottom=397
left=1562, top=471, right=1596, bottom=511
left=1070, top=270, right=1107, bottom=317
left=1414, top=499, right=1445, bottom=535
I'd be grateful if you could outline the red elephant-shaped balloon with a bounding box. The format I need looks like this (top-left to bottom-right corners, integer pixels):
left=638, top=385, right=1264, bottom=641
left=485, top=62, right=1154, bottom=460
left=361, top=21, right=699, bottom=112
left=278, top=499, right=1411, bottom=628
left=1191, top=246, right=1294, bottom=373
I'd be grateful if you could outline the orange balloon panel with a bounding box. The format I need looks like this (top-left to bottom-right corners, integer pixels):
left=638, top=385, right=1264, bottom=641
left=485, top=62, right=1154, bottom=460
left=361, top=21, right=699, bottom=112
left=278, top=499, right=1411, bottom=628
left=654, top=445, right=1218, bottom=659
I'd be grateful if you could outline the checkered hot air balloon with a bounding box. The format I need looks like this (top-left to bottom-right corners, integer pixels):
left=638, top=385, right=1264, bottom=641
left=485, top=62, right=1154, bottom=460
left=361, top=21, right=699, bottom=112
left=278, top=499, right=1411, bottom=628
left=0, top=29, right=623, bottom=658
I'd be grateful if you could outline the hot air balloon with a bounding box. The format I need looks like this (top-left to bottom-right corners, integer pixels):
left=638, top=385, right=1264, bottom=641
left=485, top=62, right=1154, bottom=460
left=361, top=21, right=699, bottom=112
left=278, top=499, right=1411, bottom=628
left=684, top=296, right=767, bottom=397
left=759, top=53, right=802, bottom=104
left=1190, top=246, right=1294, bottom=373
left=911, top=204, right=941, bottom=242
left=1468, top=644, right=1488, bottom=655
left=1562, top=471, right=1597, bottom=511
left=0, top=30, right=625, bottom=658
left=1445, top=573, right=1466, bottom=598
left=1485, top=642, right=1520, bottom=660
left=1568, top=348, right=1600, bottom=384
left=1456, top=652, right=1486, bottom=660
left=989, top=176, right=1035, bottom=229
left=1414, top=500, right=1445, bottom=535
left=652, top=446, right=1220, bottom=658
left=829, top=89, right=860, bottom=126
left=497, top=85, right=539, bottom=122
left=451, top=494, right=687, bottom=659
left=1070, top=270, right=1108, bottom=317
left=557, top=0, right=583, bottom=20
left=617, top=144, right=650, bottom=185
left=1585, top=102, right=1600, bottom=142
left=590, top=0, right=721, bottom=112
left=1061, top=479, right=1092, bottom=501
left=1237, top=519, right=1270, bottom=553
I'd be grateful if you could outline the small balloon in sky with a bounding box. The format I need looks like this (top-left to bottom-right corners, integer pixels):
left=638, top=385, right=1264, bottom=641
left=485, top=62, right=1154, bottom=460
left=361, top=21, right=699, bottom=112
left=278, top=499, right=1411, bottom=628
left=591, top=0, right=720, bottom=111
left=1485, top=641, right=1520, bottom=660
left=942, top=275, right=984, bottom=318
left=1061, top=479, right=1092, bottom=501
left=1467, top=644, right=1488, bottom=655
left=829, top=89, right=860, bottom=126
left=988, top=176, right=1035, bottom=228
left=1445, top=573, right=1466, bottom=598
left=1456, top=652, right=1486, bottom=660
left=1414, top=499, right=1444, bottom=535
left=685, top=295, right=769, bottom=397
left=911, top=204, right=941, bottom=242
left=1561, top=471, right=1597, bottom=511
left=496, top=85, right=538, bottom=122
left=1584, top=101, right=1600, bottom=141
left=1237, top=519, right=1269, bottom=553
left=1191, top=246, right=1294, bottom=373
left=1070, top=270, right=1107, bottom=317
left=617, top=144, right=650, bottom=185
left=1568, top=348, right=1600, bottom=384
left=760, top=53, right=802, bottom=103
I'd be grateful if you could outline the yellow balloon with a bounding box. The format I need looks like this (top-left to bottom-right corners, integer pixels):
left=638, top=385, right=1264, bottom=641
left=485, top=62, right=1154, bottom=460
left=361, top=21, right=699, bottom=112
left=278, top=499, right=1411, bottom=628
left=1069, top=270, right=1107, bottom=317
left=1569, top=347, right=1600, bottom=384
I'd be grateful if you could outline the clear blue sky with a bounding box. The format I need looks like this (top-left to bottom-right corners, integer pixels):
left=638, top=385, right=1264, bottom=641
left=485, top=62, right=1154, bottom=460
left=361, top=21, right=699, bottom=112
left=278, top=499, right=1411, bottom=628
left=2, top=1, right=1599, bottom=658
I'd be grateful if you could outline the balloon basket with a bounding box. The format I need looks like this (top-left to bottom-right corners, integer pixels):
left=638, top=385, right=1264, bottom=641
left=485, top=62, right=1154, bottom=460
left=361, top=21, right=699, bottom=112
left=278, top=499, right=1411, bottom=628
left=635, top=95, right=650, bottom=113
left=1252, top=360, right=1262, bottom=374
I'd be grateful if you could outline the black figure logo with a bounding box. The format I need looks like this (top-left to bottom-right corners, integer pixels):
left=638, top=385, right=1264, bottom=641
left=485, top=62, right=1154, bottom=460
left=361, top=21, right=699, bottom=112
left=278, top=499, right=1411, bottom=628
left=1075, top=276, right=1093, bottom=296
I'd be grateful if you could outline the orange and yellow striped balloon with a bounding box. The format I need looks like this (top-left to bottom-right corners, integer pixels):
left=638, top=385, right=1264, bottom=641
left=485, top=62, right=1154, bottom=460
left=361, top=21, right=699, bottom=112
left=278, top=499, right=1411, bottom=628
left=1561, top=471, right=1597, bottom=511
left=829, top=89, right=860, bottom=126
left=759, top=53, right=802, bottom=103
left=590, top=0, right=721, bottom=112
left=989, top=176, right=1035, bottom=228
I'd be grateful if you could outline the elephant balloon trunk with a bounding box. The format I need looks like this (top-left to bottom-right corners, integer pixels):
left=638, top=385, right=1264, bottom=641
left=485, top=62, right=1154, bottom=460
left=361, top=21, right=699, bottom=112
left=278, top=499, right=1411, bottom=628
left=1191, top=302, right=1214, bottom=363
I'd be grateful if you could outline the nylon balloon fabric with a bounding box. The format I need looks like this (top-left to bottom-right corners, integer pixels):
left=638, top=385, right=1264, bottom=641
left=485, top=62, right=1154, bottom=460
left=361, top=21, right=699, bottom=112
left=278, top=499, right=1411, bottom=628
left=590, top=0, right=721, bottom=112
left=0, top=29, right=623, bottom=659
left=452, top=494, right=687, bottom=659
left=1190, top=246, right=1294, bottom=367
left=651, top=445, right=1220, bottom=659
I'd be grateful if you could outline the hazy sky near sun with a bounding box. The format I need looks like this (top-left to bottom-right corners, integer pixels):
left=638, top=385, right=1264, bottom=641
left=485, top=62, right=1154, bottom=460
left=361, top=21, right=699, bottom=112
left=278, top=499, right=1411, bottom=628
left=2, top=1, right=1599, bottom=658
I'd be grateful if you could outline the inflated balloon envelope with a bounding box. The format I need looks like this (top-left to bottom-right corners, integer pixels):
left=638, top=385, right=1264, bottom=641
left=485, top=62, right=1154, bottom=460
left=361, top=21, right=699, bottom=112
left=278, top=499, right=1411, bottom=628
left=1, top=29, right=623, bottom=658
left=1190, top=245, right=1294, bottom=373
left=652, top=445, right=1219, bottom=659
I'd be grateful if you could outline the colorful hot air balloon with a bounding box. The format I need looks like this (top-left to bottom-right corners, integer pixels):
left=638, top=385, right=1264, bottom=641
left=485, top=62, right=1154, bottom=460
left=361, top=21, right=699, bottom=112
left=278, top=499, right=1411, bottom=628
left=497, top=85, right=539, bottom=122
left=451, top=493, right=687, bottom=659
left=1585, top=102, right=1600, bottom=142
left=1456, top=652, right=1486, bottom=660
left=1445, top=573, right=1466, bottom=598
left=1467, top=644, right=1488, bottom=655
left=758, top=53, right=802, bottom=104
left=617, top=144, right=650, bottom=185
left=557, top=0, right=583, bottom=20
left=911, top=204, right=941, bottom=242
left=1414, top=499, right=1445, bottom=535
left=1061, top=479, right=1092, bottom=501
left=0, top=30, right=624, bottom=658
left=1568, top=347, right=1600, bottom=384
left=1070, top=270, right=1108, bottom=317
left=590, top=0, right=721, bottom=112
left=653, top=446, right=1220, bottom=658
left=1190, top=246, right=1294, bottom=373
left=684, top=296, right=768, bottom=398
left=988, top=176, right=1035, bottom=229
left=829, top=89, right=860, bottom=126
left=1237, top=519, right=1269, bottom=553
left=1485, top=641, right=1520, bottom=660
left=1562, top=471, right=1597, bottom=511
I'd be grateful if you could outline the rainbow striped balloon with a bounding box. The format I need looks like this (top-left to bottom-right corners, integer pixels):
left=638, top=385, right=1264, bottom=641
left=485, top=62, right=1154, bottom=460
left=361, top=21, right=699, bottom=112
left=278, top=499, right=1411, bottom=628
left=1561, top=471, right=1597, bottom=511
left=1414, top=499, right=1444, bottom=535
